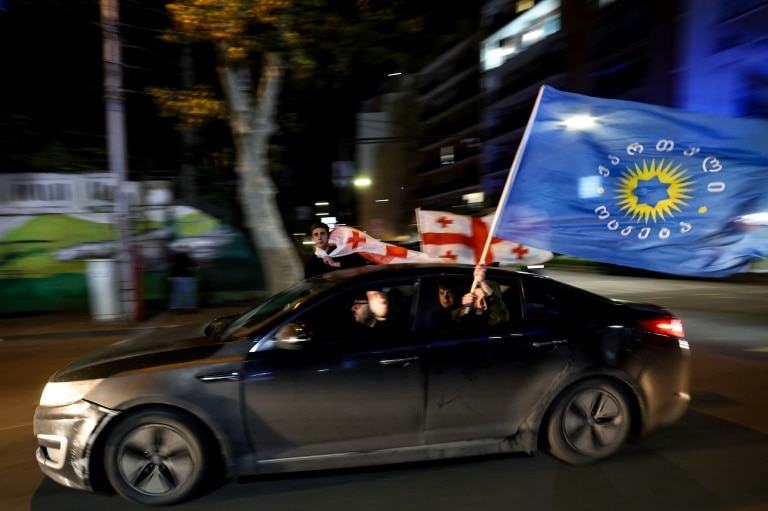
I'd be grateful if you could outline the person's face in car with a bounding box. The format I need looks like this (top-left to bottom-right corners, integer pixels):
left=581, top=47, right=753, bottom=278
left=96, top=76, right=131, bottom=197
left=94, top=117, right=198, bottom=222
left=438, top=285, right=455, bottom=309
left=351, top=299, right=372, bottom=324
left=351, top=291, right=388, bottom=327
left=472, top=287, right=488, bottom=313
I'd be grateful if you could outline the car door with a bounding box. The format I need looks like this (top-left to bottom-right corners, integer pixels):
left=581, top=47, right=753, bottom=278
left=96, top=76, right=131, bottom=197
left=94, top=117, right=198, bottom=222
left=241, top=278, right=426, bottom=461
left=420, top=273, right=576, bottom=445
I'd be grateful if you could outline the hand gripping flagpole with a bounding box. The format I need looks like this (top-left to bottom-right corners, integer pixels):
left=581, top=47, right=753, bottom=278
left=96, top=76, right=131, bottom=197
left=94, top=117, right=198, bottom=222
left=464, top=85, right=547, bottom=314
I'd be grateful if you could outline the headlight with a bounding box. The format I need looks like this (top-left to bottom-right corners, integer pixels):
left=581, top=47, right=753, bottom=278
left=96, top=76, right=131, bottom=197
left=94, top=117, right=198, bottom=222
left=39, top=379, right=103, bottom=407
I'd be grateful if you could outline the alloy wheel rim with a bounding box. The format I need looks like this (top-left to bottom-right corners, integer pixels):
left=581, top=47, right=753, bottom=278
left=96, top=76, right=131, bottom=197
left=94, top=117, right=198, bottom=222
left=116, top=424, right=195, bottom=496
left=562, top=388, right=625, bottom=455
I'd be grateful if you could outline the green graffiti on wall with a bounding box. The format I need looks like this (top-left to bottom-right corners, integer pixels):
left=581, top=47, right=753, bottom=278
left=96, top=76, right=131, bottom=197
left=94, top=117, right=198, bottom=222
left=0, top=210, right=263, bottom=314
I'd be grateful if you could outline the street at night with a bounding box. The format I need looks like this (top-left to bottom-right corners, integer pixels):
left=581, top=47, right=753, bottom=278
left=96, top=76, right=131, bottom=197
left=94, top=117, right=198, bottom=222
left=2, top=3, right=768, bottom=508
left=1, top=269, right=766, bottom=511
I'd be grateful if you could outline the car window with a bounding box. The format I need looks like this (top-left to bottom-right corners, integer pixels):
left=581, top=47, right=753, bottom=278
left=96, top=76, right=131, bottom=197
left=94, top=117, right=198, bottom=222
left=295, top=278, right=419, bottom=345
left=416, top=273, right=522, bottom=332
left=521, top=278, right=586, bottom=319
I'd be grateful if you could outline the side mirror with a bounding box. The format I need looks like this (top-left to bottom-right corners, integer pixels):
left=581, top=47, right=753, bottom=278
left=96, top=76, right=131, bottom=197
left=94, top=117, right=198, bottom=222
left=274, top=322, right=311, bottom=350
left=204, top=315, right=239, bottom=338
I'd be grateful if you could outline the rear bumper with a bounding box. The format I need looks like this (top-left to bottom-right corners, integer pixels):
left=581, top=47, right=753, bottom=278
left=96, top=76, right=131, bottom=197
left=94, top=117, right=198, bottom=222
left=638, top=339, right=691, bottom=435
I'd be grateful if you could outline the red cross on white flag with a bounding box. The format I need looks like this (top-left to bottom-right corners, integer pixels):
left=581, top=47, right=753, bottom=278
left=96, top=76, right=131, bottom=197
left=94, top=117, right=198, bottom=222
left=416, top=209, right=553, bottom=266
left=328, top=226, right=447, bottom=265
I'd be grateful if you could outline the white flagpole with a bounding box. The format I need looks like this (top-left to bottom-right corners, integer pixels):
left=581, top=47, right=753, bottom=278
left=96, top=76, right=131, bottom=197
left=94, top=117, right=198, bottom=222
left=461, top=86, right=548, bottom=315
left=477, top=85, right=549, bottom=265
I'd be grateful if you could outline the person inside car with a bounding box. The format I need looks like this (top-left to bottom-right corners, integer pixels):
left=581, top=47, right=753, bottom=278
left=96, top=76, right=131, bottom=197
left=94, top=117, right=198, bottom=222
left=436, top=280, right=462, bottom=325
left=351, top=290, right=389, bottom=328
left=458, top=264, right=509, bottom=327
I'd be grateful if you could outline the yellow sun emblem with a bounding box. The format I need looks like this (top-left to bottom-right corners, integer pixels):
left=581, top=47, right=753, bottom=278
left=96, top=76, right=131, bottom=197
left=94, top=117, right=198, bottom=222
left=615, top=159, right=695, bottom=223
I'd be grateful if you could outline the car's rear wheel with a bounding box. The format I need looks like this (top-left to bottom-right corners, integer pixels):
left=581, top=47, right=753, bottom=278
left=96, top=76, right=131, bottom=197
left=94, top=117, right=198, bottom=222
left=104, top=409, right=212, bottom=506
left=545, top=379, right=631, bottom=465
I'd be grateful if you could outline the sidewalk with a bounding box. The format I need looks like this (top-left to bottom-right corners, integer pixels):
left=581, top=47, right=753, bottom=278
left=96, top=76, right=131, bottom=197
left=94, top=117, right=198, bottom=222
left=0, top=304, right=251, bottom=341
left=2, top=263, right=764, bottom=342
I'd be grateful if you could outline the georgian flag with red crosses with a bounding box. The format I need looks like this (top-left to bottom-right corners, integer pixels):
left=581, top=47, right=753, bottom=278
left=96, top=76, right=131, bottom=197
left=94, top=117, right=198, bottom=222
left=327, top=226, right=448, bottom=264
left=416, top=209, right=553, bottom=266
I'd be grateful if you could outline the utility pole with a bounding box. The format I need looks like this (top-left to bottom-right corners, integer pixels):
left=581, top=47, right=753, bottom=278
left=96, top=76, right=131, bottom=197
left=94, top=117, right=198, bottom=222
left=100, top=0, right=136, bottom=321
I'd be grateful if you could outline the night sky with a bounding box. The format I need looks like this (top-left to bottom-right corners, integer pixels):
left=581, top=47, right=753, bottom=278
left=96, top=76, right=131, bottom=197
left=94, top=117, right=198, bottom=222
left=0, top=0, right=480, bottom=211
left=0, top=0, right=106, bottom=170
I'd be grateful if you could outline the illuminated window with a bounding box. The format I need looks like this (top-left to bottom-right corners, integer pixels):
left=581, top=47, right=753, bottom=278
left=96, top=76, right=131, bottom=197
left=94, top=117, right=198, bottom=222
left=481, top=0, right=562, bottom=71
left=440, top=146, right=455, bottom=165
left=516, top=0, right=535, bottom=13
left=463, top=192, right=484, bottom=204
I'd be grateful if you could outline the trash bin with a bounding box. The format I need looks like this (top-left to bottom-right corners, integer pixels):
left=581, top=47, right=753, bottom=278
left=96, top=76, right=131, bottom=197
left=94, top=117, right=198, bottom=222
left=85, top=259, right=121, bottom=321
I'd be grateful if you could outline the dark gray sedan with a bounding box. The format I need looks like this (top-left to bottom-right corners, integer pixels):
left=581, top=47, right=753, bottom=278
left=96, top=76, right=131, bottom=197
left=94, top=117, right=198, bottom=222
left=34, top=264, right=690, bottom=506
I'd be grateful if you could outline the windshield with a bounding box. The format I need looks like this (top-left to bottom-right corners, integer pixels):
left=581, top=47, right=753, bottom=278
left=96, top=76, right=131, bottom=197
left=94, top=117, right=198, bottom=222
left=222, top=279, right=334, bottom=339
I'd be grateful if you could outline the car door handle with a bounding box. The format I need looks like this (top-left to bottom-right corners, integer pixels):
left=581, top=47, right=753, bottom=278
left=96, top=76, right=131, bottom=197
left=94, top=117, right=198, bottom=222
left=379, top=356, right=419, bottom=367
left=532, top=339, right=568, bottom=348
left=197, top=371, right=242, bottom=382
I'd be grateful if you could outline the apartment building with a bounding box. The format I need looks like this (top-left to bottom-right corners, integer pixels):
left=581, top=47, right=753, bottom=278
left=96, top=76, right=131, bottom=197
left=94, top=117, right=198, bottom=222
left=354, top=0, right=768, bottom=238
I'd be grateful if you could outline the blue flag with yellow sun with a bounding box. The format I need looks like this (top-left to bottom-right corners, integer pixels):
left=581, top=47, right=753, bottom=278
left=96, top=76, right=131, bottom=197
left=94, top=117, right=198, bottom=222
left=494, top=85, right=768, bottom=277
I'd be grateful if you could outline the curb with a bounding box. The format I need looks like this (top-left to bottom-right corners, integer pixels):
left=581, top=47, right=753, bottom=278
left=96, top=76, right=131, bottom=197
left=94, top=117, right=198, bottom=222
left=0, top=326, right=161, bottom=342
left=0, top=305, right=248, bottom=342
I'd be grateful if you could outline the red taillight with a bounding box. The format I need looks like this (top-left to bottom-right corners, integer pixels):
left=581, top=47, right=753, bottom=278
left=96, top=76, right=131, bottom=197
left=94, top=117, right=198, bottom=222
left=639, top=318, right=685, bottom=338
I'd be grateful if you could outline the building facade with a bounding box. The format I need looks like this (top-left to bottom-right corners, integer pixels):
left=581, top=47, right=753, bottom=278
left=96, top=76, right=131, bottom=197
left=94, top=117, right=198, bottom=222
left=479, top=0, right=679, bottom=204
left=354, top=0, right=768, bottom=240
left=409, top=34, right=485, bottom=215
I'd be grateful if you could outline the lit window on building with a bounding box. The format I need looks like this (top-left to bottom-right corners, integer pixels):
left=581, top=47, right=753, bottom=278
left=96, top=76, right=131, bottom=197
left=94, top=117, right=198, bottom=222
left=481, top=0, right=562, bottom=72
left=516, top=0, right=535, bottom=13
left=441, top=146, right=455, bottom=165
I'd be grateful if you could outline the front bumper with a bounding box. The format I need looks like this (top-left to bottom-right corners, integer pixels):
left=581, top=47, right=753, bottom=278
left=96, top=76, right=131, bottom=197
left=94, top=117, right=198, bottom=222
left=33, top=400, right=118, bottom=492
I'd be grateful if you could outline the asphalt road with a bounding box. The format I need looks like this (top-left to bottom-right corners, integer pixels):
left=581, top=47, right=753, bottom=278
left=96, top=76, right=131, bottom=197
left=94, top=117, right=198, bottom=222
left=545, top=268, right=768, bottom=350
left=1, top=270, right=766, bottom=511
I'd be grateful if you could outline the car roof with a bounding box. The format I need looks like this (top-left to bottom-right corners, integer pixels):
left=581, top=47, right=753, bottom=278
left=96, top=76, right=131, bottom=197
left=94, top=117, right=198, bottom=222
left=305, top=263, right=616, bottom=306
left=310, top=263, right=552, bottom=285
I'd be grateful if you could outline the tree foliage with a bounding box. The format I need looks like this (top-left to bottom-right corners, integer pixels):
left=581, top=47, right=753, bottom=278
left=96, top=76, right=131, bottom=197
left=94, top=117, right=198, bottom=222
left=146, top=85, right=227, bottom=128
left=152, top=0, right=425, bottom=125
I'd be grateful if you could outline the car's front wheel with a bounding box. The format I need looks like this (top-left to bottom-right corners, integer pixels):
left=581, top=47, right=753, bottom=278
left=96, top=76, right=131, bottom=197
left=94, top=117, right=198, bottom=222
left=103, top=409, right=213, bottom=506
left=545, top=379, right=631, bottom=465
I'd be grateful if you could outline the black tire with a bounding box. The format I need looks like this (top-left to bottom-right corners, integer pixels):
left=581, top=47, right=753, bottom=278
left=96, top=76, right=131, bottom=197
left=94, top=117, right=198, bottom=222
left=104, top=409, right=212, bottom=506
left=545, top=379, right=631, bottom=465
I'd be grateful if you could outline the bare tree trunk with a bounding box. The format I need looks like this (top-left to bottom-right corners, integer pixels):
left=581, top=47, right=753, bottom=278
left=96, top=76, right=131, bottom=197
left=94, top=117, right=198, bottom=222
left=218, top=49, right=303, bottom=293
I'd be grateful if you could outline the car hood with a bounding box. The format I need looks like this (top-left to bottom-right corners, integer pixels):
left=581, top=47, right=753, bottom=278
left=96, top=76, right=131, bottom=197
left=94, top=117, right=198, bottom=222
left=50, top=321, right=229, bottom=382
